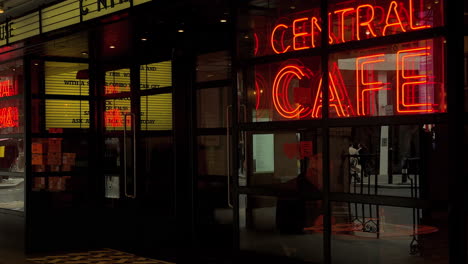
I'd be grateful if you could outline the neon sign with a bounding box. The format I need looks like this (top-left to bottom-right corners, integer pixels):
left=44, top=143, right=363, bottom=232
left=264, top=41, right=443, bottom=119
left=267, top=0, right=440, bottom=55
left=0, top=106, right=19, bottom=128
left=0, top=80, right=17, bottom=97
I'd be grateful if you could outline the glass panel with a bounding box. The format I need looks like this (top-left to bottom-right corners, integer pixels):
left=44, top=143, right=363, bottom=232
left=196, top=51, right=230, bottom=82
left=244, top=57, right=321, bottom=122
left=240, top=194, right=323, bottom=263
left=465, top=36, right=468, bottom=112
left=45, top=61, right=89, bottom=96
left=105, top=98, right=131, bottom=131
left=139, top=137, right=175, bottom=214
left=328, top=0, right=444, bottom=45
left=243, top=0, right=321, bottom=58
left=140, top=61, right=172, bottom=90
left=329, top=38, right=446, bottom=117
left=329, top=125, right=449, bottom=200
left=105, top=68, right=131, bottom=94
left=331, top=202, right=448, bottom=264
left=0, top=138, right=25, bottom=211
left=197, top=135, right=232, bottom=253
left=0, top=60, right=23, bottom=135
left=140, top=94, right=172, bottom=131
left=196, top=87, right=229, bottom=128
left=198, top=135, right=228, bottom=176
left=244, top=130, right=322, bottom=192
left=45, top=100, right=90, bottom=129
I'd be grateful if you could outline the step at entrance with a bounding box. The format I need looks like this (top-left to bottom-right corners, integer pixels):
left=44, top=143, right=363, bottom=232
left=27, top=248, right=174, bottom=264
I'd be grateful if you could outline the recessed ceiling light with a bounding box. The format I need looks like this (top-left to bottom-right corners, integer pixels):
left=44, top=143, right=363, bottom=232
left=109, top=45, right=116, bottom=49
left=141, top=37, right=148, bottom=41
left=220, top=19, right=227, bottom=23
left=34, top=63, right=39, bottom=66
left=178, top=29, right=184, bottom=33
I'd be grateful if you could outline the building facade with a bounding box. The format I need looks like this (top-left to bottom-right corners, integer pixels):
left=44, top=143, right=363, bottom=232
left=0, top=0, right=466, bottom=263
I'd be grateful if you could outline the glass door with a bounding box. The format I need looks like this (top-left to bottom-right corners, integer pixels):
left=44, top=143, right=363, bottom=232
left=98, top=62, right=175, bottom=260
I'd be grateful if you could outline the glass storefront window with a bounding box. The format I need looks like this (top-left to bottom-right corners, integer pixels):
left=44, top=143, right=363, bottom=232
left=0, top=60, right=24, bottom=211
left=243, top=129, right=323, bottom=193
left=240, top=194, right=323, bottom=263
left=140, top=61, right=172, bottom=90
left=246, top=57, right=321, bottom=122
left=329, top=125, right=448, bottom=199
left=140, top=94, right=173, bottom=131
left=196, top=51, right=231, bottom=82
left=329, top=38, right=446, bottom=117
left=330, top=202, right=448, bottom=264
left=105, top=67, right=130, bottom=94
left=44, top=61, right=89, bottom=96
left=328, top=0, right=444, bottom=45
left=243, top=0, right=321, bottom=58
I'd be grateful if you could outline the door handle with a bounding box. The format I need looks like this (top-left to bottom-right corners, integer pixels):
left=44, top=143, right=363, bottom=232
left=226, top=105, right=233, bottom=208
left=123, top=112, right=137, bottom=198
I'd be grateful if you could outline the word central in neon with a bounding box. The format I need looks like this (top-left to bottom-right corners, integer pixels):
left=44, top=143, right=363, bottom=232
left=270, top=0, right=435, bottom=54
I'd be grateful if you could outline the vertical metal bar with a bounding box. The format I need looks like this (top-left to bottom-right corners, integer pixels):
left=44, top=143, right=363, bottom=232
left=23, top=56, right=33, bottom=253
left=321, top=0, right=331, bottom=260
left=231, top=0, right=241, bottom=258
left=446, top=0, right=466, bottom=262
left=226, top=105, right=233, bottom=208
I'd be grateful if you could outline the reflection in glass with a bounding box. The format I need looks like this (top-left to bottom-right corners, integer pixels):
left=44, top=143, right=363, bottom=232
left=196, top=51, right=230, bottom=82
left=240, top=195, right=323, bottom=263
left=329, top=125, right=448, bottom=200
left=330, top=203, right=448, bottom=264
left=247, top=57, right=321, bottom=122
left=196, top=87, right=229, bottom=128
left=245, top=130, right=322, bottom=193
left=329, top=38, right=446, bottom=117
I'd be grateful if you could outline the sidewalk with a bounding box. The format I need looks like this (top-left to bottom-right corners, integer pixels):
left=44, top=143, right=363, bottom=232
left=351, top=174, right=416, bottom=189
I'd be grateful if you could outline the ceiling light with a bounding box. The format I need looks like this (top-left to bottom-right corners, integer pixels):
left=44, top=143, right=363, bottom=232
left=141, top=37, right=148, bottom=41
left=220, top=19, right=227, bottom=23
left=81, top=51, right=88, bottom=55
left=109, top=45, right=116, bottom=49
left=178, top=29, right=184, bottom=33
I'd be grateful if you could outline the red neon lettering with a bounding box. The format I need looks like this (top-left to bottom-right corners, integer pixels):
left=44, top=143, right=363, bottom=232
left=396, top=46, right=435, bottom=113
left=356, top=54, right=386, bottom=116
left=0, top=80, right=17, bottom=97
left=311, top=17, right=321, bottom=48
left=271, top=24, right=291, bottom=54
left=272, top=65, right=313, bottom=119
left=382, top=1, right=406, bottom=36
left=409, top=0, right=430, bottom=30
left=334, top=8, right=354, bottom=43
left=105, top=109, right=131, bottom=127
left=0, top=106, right=19, bottom=128
left=356, top=5, right=377, bottom=40
left=254, top=33, right=259, bottom=56
left=311, top=64, right=354, bottom=118
left=293, top=17, right=310, bottom=50
left=105, top=85, right=120, bottom=94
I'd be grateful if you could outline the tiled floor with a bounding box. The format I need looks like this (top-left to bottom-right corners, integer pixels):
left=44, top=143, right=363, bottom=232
left=26, top=249, right=174, bottom=264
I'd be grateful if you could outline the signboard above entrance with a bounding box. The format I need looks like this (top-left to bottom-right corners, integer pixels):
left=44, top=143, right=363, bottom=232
left=0, top=0, right=152, bottom=46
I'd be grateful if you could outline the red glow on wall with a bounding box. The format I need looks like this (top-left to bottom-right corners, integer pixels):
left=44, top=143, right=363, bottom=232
left=0, top=106, right=19, bottom=128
